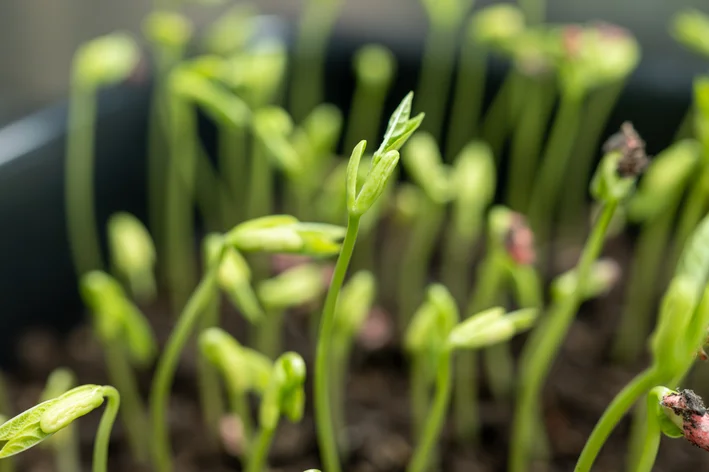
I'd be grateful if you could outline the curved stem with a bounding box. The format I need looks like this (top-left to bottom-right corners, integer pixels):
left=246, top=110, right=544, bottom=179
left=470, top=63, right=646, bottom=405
left=66, top=81, right=101, bottom=276
left=94, top=386, right=120, bottom=472
left=150, top=265, right=220, bottom=472
left=510, top=200, right=618, bottom=472
left=574, top=368, right=659, bottom=472
left=246, top=426, right=276, bottom=472
left=407, top=349, right=452, bottom=472
left=314, top=214, right=361, bottom=472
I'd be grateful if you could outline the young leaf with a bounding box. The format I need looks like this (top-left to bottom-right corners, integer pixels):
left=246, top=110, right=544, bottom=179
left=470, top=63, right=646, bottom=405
left=143, top=11, right=193, bottom=49
left=218, top=247, right=265, bottom=324
left=334, top=271, right=377, bottom=338
left=451, top=142, right=496, bottom=236
left=73, top=33, right=139, bottom=88
left=471, top=3, right=525, bottom=50
left=374, top=92, right=425, bottom=159
left=671, top=9, right=709, bottom=57
left=648, top=387, right=684, bottom=439
left=346, top=141, right=367, bottom=214
left=402, top=132, right=451, bottom=204
left=258, top=264, right=325, bottom=310
left=551, top=258, right=621, bottom=302
left=351, top=150, right=400, bottom=216
left=259, top=352, right=307, bottom=430
left=203, top=4, right=257, bottom=56
left=354, top=44, right=396, bottom=88
left=107, top=212, right=157, bottom=302
left=39, top=386, right=105, bottom=434
left=447, top=308, right=537, bottom=350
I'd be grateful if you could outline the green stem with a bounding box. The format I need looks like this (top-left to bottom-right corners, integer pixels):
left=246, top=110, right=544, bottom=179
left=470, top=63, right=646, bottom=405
left=197, top=289, right=225, bottom=447
left=228, top=387, right=254, bottom=460
left=440, top=227, right=480, bottom=306
left=527, top=91, right=584, bottom=244
left=670, top=169, right=709, bottom=270
left=446, top=39, right=487, bottom=158
left=674, top=105, right=695, bottom=142
left=415, top=21, right=459, bottom=142
left=506, top=76, right=555, bottom=212
left=612, top=208, right=677, bottom=364
left=289, top=1, right=341, bottom=121
left=165, top=95, right=198, bottom=312
left=344, top=76, right=390, bottom=153
left=254, top=309, right=284, bottom=360
left=634, top=412, right=661, bottom=472
left=481, top=70, right=526, bottom=161
left=55, top=428, right=81, bottom=472
left=559, top=81, right=625, bottom=232
left=397, top=199, right=445, bottom=330
left=625, top=402, right=650, bottom=472
left=331, top=339, right=351, bottom=455
left=219, top=125, right=247, bottom=228
left=246, top=140, right=273, bottom=220
left=314, top=214, right=361, bottom=472
left=66, top=81, right=102, bottom=276
left=150, top=264, right=220, bottom=472
left=573, top=368, right=659, bottom=472
left=246, top=426, right=276, bottom=472
left=411, top=352, right=432, bottom=443
left=104, top=339, right=149, bottom=463
left=407, top=349, right=452, bottom=472
left=510, top=200, right=618, bottom=472
left=94, top=386, right=120, bottom=472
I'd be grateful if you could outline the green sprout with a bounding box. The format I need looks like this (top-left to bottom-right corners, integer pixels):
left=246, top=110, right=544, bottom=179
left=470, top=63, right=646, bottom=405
left=66, top=32, right=139, bottom=277
left=255, top=263, right=326, bottom=358
left=247, top=352, right=306, bottom=472
left=0, top=385, right=120, bottom=472
left=199, top=327, right=274, bottom=461
left=151, top=218, right=344, bottom=472
left=39, top=368, right=79, bottom=472
left=407, top=286, right=537, bottom=472
left=671, top=9, right=709, bottom=58
left=202, top=4, right=257, bottom=56
left=511, top=126, right=646, bottom=472
left=80, top=271, right=155, bottom=463
left=613, top=140, right=700, bottom=363
left=314, top=92, right=423, bottom=472
left=107, top=212, right=157, bottom=302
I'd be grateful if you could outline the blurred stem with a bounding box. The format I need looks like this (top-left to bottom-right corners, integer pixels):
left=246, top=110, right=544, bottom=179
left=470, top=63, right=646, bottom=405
left=415, top=21, right=460, bottom=142
left=55, top=428, right=80, bottom=472
left=407, top=348, right=452, bottom=472
left=481, top=70, right=525, bottom=161
left=506, top=76, right=555, bottom=212
left=314, top=214, right=361, bottom=472
left=612, top=208, right=677, bottom=364
left=219, top=125, right=248, bottom=228
left=446, top=40, right=487, bottom=159
left=510, top=199, right=618, bottom=472
left=151, top=263, right=220, bottom=472
left=396, top=198, right=446, bottom=331
left=674, top=105, right=695, bottom=141
left=626, top=402, right=650, bottom=472
left=165, top=95, right=198, bottom=313
left=344, top=76, right=390, bottom=153
left=331, top=339, right=352, bottom=456
left=93, top=387, right=120, bottom=472
left=527, top=91, right=584, bottom=248
left=246, top=139, right=273, bottom=220
left=289, top=1, right=341, bottom=121
left=253, top=308, right=284, bottom=360
left=440, top=226, right=481, bottom=306
left=559, top=81, right=625, bottom=232
left=246, top=425, right=276, bottom=472
left=66, top=81, right=102, bottom=276
left=197, top=288, right=225, bottom=448
left=148, top=44, right=182, bottom=273
left=228, top=383, right=254, bottom=461
left=574, top=368, right=660, bottom=472
left=411, top=352, right=432, bottom=443
left=104, top=339, right=149, bottom=463
left=670, top=169, right=709, bottom=270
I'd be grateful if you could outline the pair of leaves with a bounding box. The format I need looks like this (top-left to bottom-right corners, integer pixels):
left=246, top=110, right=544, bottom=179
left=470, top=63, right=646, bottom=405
left=259, top=353, right=307, bottom=430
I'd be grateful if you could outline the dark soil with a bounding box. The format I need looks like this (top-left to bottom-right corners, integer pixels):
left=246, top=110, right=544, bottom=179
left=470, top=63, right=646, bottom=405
left=6, top=239, right=709, bottom=472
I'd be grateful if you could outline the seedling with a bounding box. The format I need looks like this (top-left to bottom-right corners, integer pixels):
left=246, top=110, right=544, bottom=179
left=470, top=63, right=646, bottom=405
left=151, top=217, right=344, bottom=471
left=80, top=271, right=155, bottom=463
left=314, top=92, right=423, bottom=472
left=199, top=327, right=274, bottom=460
left=66, top=32, right=139, bottom=277
left=39, top=368, right=79, bottom=472
left=0, top=385, right=120, bottom=472
left=407, top=284, right=537, bottom=472
left=247, top=352, right=306, bottom=472
left=511, top=126, right=646, bottom=472
left=107, top=212, right=157, bottom=302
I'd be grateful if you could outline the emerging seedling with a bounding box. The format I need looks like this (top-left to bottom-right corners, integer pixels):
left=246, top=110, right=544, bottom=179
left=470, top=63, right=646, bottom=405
left=66, top=32, right=139, bottom=277
left=202, top=5, right=257, bottom=56
left=80, top=271, right=155, bottom=462
left=247, top=352, right=306, bottom=472
left=199, top=327, right=274, bottom=460
left=315, top=92, right=423, bottom=472
left=107, top=212, right=157, bottom=302
left=0, top=385, right=120, bottom=472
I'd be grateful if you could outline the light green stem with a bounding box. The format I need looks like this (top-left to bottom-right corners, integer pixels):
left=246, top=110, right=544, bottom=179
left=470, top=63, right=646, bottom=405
left=314, top=214, right=361, bottom=472
left=197, top=290, right=225, bottom=447
left=104, top=340, right=149, bottom=463
left=55, top=429, right=80, bottom=472
left=66, top=81, right=102, bottom=276
left=527, top=91, right=584, bottom=244
left=345, top=75, right=390, bottom=153
left=415, top=22, right=459, bottom=142
left=407, top=349, right=452, bottom=472
left=150, top=264, right=220, bottom=472
left=506, top=76, right=555, bottom=212
left=670, top=169, right=709, bottom=270
left=246, top=140, right=273, bottom=220
left=219, top=125, right=247, bottom=228
left=674, top=105, right=694, bottom=141
left=411, top=352, right=432, bottom=443
left=446, top=39, right=487, bottom=158
left=481, top=71, right=526, bottom=161
left=612, top=208, right=676, bottom=364
left=254, top=309, right=284, bottom=360
left=510, top=200, right=618, bottom=472
left=440, top=226, right=481, bottom=306
left=165, top=95, right=198, bottom=312
left=573, top=368, right=659, bottom=472
left=228, top=387, right=254, bottom=460
left=246, top=426, right=276, bottom=472
left=94, top=386, right=120, bottom=472
left=397, top=199, right=445, bottom=330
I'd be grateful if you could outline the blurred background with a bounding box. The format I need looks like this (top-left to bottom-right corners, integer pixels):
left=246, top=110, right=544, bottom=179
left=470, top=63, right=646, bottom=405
left=0, top=0, right=707, bottom=126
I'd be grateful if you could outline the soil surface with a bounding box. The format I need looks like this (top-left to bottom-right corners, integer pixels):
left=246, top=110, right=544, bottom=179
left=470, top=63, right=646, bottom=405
left=6, top=240, right=709, bottom=472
